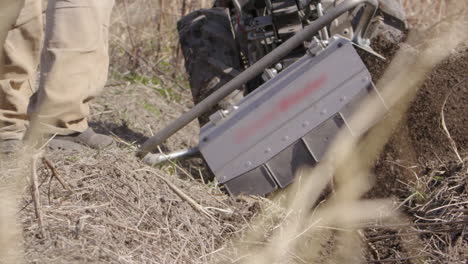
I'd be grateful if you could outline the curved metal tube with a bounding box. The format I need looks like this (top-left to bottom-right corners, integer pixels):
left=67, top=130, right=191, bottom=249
left=143, top=147, right=200, bottom=166
left=138, top=0, right=378, bottom=158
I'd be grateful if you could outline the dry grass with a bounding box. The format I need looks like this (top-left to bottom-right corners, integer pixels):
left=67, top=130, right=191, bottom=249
left=403, top=0, right=455, bottom=27
left=18, top=147, right=261, bottom=263
left=0, top=1, right=467, bottom=263
left=365, top=159, right=467, bottom=263
left=109, top=0, right=210, bottom=81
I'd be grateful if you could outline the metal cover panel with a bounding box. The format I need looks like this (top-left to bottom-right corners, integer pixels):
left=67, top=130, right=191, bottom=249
left=340, top=82, right=387, bottom=135
left=213, top=70, right=372, bottom=183
left=200, top=38, right=355, bottom=169
left=223, top=165, right=277, bottom=196
left=266, top=139, right=315, bottom=188
left=303, top=114, right=345, bottom=161
left=199, top=37, right=382, bottom=184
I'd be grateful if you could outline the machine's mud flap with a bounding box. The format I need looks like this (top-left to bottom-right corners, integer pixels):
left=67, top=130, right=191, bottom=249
left=198, top=37, right=386, bottom=196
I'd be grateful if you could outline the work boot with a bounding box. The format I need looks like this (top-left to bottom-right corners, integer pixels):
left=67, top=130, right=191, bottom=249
left=50, top=128, right=114, bottom=150
left=0, top=139, right=24, bottom=154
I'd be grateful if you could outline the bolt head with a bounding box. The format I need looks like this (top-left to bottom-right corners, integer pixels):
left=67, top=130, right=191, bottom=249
left=275, top=63, right=283, bottom=71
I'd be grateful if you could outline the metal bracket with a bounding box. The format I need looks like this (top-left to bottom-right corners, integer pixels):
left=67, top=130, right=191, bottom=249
left=307, top=37, right=327, bottom=57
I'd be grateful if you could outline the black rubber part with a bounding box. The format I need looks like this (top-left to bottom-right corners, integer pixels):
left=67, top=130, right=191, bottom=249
left=378, top=0, right=407, bottom=29
left=178, top=8, right=242, bottom=126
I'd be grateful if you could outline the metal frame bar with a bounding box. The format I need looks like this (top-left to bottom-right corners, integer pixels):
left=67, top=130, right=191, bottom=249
left=137, top=0, right=378, bottom=158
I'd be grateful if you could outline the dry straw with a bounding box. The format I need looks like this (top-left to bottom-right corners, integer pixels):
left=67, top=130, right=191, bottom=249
left=1, top=1, right=466, bottom=263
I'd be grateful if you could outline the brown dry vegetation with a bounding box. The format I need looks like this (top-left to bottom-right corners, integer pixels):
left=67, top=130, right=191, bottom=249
left=0, top=0, right=466, bottom=263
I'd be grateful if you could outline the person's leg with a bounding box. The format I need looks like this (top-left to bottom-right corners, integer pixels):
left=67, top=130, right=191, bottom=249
left=29, top=0, right=115, bottom=149
left=0, top=0, right=43, bottom=143
left=0, top=1, right=24, bottom=63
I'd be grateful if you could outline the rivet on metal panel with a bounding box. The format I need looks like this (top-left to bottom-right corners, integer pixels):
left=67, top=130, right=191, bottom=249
left=245, top=161, right=252, bottom=167
left=264, top=148, right=271, bottom=154
left=282, top=136, right=289, bottom=142
left=362, top=76, right=369, bottom=82
left=320, top=109, right=328, bottom=115
left=302, top=121, right=310, bottom=128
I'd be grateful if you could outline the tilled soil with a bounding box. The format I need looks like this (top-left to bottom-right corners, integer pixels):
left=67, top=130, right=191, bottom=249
left=363, top=38, right=467, bottom=263
left=372, top=44, right=467, bottom=197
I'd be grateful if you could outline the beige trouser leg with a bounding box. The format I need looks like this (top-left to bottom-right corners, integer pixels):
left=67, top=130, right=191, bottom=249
left=0, top=0, right=43, bottom=140
left=29, top=0, right=115, bottom=136
left=0, top=1, right=25, bottom=62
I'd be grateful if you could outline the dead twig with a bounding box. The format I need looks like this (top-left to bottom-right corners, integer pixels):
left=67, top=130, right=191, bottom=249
left=358, top=230, right=380, bottom=262
left=31, top=153, right=46, bottom=238
left=367, top=226, right=466, bottom=242
left=440, top=77, right=467, bottom=163
left=135, top=168, right=216, bottom=221
left=18, top=171, right=51, bottom=213
left=108, top=221, right=160, bottom=240
left=361, top=219, right=468, bottom=229
left=42, top=157, right=73, bottom=193
left=367, top=254, right=429, bottom=263
left=104, top=82, right=126, bottom=87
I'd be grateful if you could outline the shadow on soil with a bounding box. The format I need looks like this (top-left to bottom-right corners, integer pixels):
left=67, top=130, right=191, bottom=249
left=90, top=120, right=150, bottom=146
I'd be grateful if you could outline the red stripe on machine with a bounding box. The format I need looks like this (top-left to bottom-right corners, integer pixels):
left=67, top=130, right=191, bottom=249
left=234, top=74, right=327, bottom=142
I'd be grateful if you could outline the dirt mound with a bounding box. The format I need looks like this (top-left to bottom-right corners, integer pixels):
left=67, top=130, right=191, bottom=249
left=405, top=47, right=467, bottom=159
left=362, top=38, right=468, bottom=263
left=354, top=19, right=468, bottom=261
left=371, top=44, right=467, bottom=197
